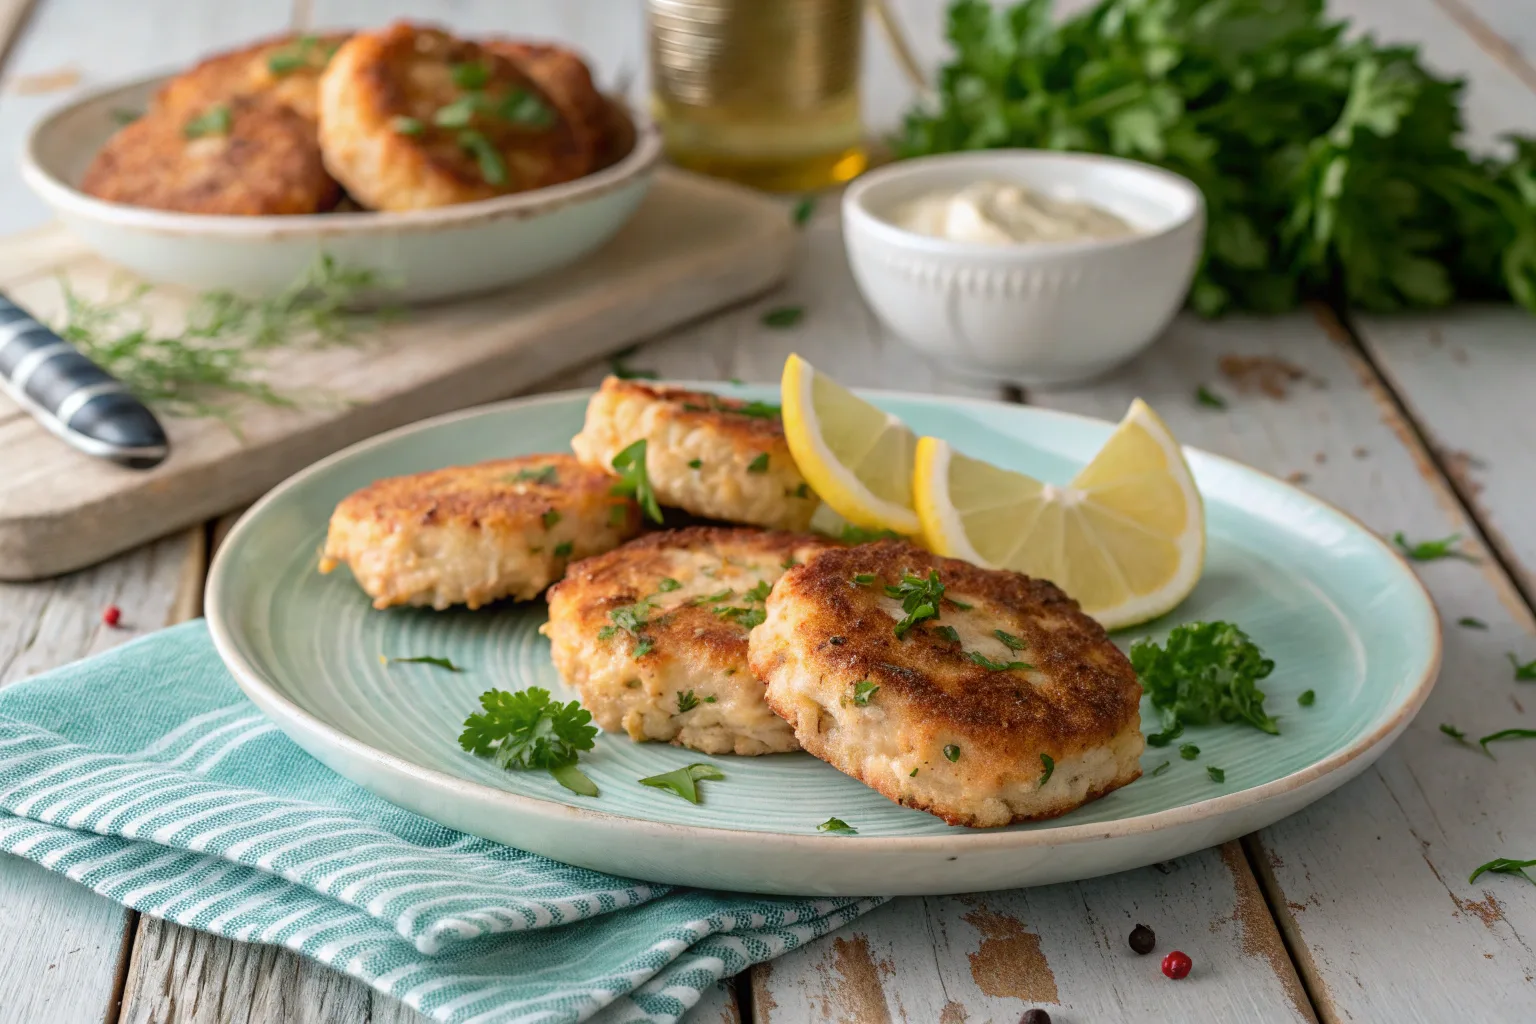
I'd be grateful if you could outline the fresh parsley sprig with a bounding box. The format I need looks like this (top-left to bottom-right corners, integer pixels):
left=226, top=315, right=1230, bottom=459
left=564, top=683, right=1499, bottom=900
left=460, top=687, right=599, bottom=796
left=640, top=763, right=724, bottom=804
left=886, top=570, right=952, bottom=639
left=383, top=655, right=464, bottom=672
left=1130, top=621, right=1278, bottom=746
left=610, top=439, right=663, bottom=524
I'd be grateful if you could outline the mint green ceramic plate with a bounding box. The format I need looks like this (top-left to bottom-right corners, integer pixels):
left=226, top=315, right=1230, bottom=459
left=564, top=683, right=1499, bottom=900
left=207, top=387, right=1441, bottom=895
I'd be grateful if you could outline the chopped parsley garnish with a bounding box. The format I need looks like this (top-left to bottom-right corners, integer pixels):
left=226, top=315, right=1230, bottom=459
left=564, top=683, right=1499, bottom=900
left=677, top=690, right=701, bottom=713
left=183, top=104, right=232, bottom=138
left=793, top=483, right=811, bottom=498
left=610, top=439, right=663, bottom=523
left=1440, top=723, right=1470, bottom=743
left=451, top=60, right=492, bottom=89
left=554, top=541, right=574, bottom=557
left=512, top=465, right=559, bottom=484
left=1298, top=689, right=1316, bottom=706
left=1508, top=653, right=1536, bottom=681
left=852, top=573, right=876, bottom=586
left=762, top=306, right=804, bottom=329
left=1179, top=743, right=1200, bottom=760
left=457, top=129, right=507, bottom=185
left=747, top=453, right=770, bottom=473
left=965, top=651, right=1032, bottom=672
left=688, top=458, right=703, bottom=469
left=1151, top=761, right=1172, bottom=777
left=633, top=638, right=654, bottom=658
left=496, top=89, right=554, bottom=126
left=837, top=524, right=904, bottom=544
left=640, top=763, right=724, bottom=803
left=1469, top=858, right=1536, bottom=885
left=657, top=577, right=682, bottom=592
left=609, top=346, right=657, bottom=380
left=792, top=195, right=816, bottom=226
left=934, top=625, right=960, bottom=645
left=1039, top=753, right=1054, bottom=785
left=391, top=115, right=424, bottom=136
left=1392, top=531, right=1475, bottom=562
left=1458, top=616, right=1488, bottom=630
left=1480, top=729, right=1536, bottom=755
left=434, top=96, right=477, bottom=127
left=542, top=509, right=562, bottom=529
left=267, top=35, right=327, bottom=75
left=1195, top=385, right=1227, bottom=409
left=743, top=581, right=772, bottom=602
left=852, top=681, right=880, bottom=706
left=714, top=605, right=766, bottom=628
left=994, top=629, right=1026, bottom=651
left=887, top=570, right=949, bottom=639
left=943, top=744, right=961, bottom=762
left=817, top=817, right=857, bottom=835
left=602, top=598, right=655, bottom=659
left=1207, top=766, right=1226, bottom=783
left=460, top=686, right=598, bottom=796
left=385, top=655, right=465, bottom=672
left=1131, top=621, right=1278, bottom=747
left=692, top=589, right=733, bottom=606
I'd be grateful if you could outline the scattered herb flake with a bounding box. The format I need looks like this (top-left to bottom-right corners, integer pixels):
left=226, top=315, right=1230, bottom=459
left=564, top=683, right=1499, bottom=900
left=744, top=580, right=772, bottom=602
left=433, top=96, right=477, bottom=127
left=994, top=629, right=1027, bottom=651
left=909, top=767, right=919, bottom=777
left=387, top=655, right=465, bottom=672
left=457, top=129, right=507, bottom=185
left=692, top=589, right=733, bottom=606
left=1195, top=385, right=1227, bottom=409
left=1179, top=743, right=1200, bottom=761
left=183, top=103, right=232, bottom=138
left=852, top=573, right=877, bottom=586
left=451, top=60, right=491, bottom=90
left=110, top=107, right=142, bottom=125
left=460, top=686, right=598, bottom=795
left=1393, top=531, right=1475, bottom=563
left=554, top=541, right=574, bottom=557
left=640, top=763, right=724, bottom=804
left=656, top=577, right=682, bottom=593
left=837, top=524, right=904, bottom=544
left=688, top=458, right=703, bottom=469
left=1151, top=760, right=1172, bottom=777
left=852, top=681, right=880, bottom=706
left=762, top=306, right=804, bottom=329
left=542, top=509, right=562, bottom=529
left=818, top=816, right=857, bottom=835
left=677, top=690, right=701, bottom=713
left=943, top=744, right=961, bottom=762
left=1479, top=729, right=1536, bottom=754
left=1039, top=753, right=1054, bottom=785
left=1440, top=723, right=1470, bottom=743
left=747, top=452, right=770, bottom=473
left=935, top=625, right=961, bottom=645
left=1507, top=653, right=1536, bottom=681
left=391, top=115, right=424, bottom=135
left=1458, top=616, right=1488, bottom=630
left=965, top=651, right=1032, bottom=672
left=632, top=637, right=654, bottom=658
left=1207, top=766, right=1226, bottom=783
left=1132, top=621, right=1278, bottom=746
left=610, top=439, right=663, bottom=524
left=609, top=346, right=658, bottom=380
left=1298, top=689, right=1316, bottom=706
left=792, top=195, right=816, bottom=226
left=496, top=89, right=553, bottom=126
left=512, top=465, right=558, bottom=484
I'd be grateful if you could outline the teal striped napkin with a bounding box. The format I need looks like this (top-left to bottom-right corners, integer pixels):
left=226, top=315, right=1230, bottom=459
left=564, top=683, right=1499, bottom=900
left=0, top=622, right=882, bottom=1023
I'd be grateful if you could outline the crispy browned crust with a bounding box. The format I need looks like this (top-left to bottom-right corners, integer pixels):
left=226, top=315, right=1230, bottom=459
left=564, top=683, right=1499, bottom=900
left=754, top=540, right=1143, bottom=825
left=328, top=453, right=631, bottom=534
left=595, top=377, right=791, bottom=449
left=81, top=94, right=341, bottom=216
left=317, top=22, right=588, bottom=210
left=549, top=526, right=839, bottom=668
left=154, top=32, right=351, bottom=122
left=482, top=39, right=609, bottom=168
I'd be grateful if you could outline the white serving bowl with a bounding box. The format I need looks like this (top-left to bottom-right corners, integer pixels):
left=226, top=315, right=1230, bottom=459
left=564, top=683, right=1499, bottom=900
left=21, top=73, right=662, bottom=302
left=843, top=150, right=1204, bottom=384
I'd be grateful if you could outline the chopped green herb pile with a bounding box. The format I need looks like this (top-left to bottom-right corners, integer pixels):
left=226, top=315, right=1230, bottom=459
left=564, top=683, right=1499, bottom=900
left=1469, top=857, right=1536, bottom=885
left=55, top=254, right=390, bottom=423
left=1131, top=621, right=1278, bottom=746
left=460, top=687, right=599, bottom=796
left=1393, top=532, right=1475, bottom=562
left=898, top=0, right=1536, bottom=317
left=1507, top=653, right=1536, bottom=681
left=818, top=816, right=857, bottom=835
left=384, top=655, right=465, bottom=672
left=609, top=439, right=663, bottom=524
left=640, top=763, right=724, bottom=804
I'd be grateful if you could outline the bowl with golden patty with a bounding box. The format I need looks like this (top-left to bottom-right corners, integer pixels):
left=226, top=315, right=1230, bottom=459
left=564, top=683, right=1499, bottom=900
left=750, top=540, right=1145, bottom=827
left=209, top=387, right=1439, bottom=894
left=22, top=22, right=661, bottom=300
left=544, top=526, right=839, bottom=755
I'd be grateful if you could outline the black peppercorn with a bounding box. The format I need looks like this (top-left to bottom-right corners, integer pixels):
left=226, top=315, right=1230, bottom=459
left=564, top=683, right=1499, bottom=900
left=1129, top=922, right=1156, bottom=954
left=1020, top=1010, right=1051, bottom=1024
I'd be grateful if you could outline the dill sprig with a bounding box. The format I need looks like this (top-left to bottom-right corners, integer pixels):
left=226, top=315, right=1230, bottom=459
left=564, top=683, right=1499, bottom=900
left=54, top=254, right=393, bottom=423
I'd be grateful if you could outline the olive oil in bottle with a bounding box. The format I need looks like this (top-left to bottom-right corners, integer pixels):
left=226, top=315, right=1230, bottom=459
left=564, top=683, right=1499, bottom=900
left=647, top=0, right=868, bottom=192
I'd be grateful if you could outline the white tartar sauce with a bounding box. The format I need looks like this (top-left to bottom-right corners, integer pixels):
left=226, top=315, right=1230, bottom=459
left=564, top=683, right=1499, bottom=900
left=892, top=180, right=1138, bottom=245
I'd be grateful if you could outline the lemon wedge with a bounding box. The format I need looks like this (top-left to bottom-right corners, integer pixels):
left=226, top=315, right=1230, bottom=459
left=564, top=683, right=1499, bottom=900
left=781, top=354, right=920, bottom=535
left=914, top=399, right=1204, bottom=629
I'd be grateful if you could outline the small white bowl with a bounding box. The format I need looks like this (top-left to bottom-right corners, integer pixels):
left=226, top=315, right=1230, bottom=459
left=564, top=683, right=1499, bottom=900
left=843, top=150, right=1204, bottom=384
left=21, top=73, right=662, bottom=302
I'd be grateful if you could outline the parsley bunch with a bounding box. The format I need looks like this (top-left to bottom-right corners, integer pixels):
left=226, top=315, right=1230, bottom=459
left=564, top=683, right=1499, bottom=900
left=898, top=0, right=1536, bottom=316
left=460, top=687, right=600, bottom=796
left=1130, top=621, right=1278, bottom=746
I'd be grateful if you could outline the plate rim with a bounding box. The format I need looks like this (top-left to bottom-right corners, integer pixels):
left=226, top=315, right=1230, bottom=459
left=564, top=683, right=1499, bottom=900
left=206, top=386, right=1443, bottom=851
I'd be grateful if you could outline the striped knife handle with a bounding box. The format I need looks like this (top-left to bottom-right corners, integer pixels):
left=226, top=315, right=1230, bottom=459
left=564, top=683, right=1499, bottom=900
left=0, top=292, right=168, bottom=469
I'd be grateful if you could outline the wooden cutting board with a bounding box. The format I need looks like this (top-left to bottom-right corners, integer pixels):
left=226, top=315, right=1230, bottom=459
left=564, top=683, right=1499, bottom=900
left=0, top=169, right=794, bottom=580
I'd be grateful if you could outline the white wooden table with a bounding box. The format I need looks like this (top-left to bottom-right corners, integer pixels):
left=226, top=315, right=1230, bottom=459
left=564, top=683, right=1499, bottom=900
left=2, top=1, right=1534, bottom=1021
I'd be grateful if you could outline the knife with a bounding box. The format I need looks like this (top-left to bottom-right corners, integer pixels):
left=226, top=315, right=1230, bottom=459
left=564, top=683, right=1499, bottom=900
left=0, top=292, right=169, bottom=469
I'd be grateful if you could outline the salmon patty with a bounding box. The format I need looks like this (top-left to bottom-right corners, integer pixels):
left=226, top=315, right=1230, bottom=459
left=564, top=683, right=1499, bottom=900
left=543, top=527, right=839, bottom=755
left=81, top=94, right=340, bottom=215
left=748, top=540, right=1144, bottom=827
left=319, top=454, right=642, bottom=610
left=570, top=377, right=818, bottom=531
left=154, top=32, right=350, bottom=123
left=317, top=22, right=588, bottom=210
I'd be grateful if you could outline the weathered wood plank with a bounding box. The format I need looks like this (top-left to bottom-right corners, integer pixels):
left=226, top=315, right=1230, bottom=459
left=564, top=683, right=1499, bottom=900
left=756, top=843, right=1313, bottom=1023
left=1026, top=309, right=1536, bottom=1021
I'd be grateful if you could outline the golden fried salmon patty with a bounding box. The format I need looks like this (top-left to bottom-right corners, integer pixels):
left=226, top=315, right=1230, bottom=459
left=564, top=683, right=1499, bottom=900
left=482, top=39, right=609, bottom=169
left=318, top=22, right=588, bottom=210
left=154, top=32, right=351, bottom=122
left=81, top=94, right=341, bottom=216
left=543, top=527, right=839, bottom=755
left=319, top=454, right=642, bottom=610
left=748, top=540, right=1144, bottom=827
left=571, top=377, right=818, bottom=531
